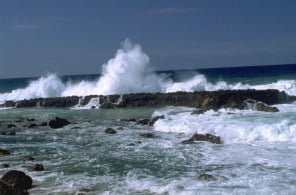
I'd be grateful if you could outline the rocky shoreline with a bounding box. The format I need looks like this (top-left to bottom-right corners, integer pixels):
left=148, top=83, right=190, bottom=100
left=1, top=89, right=294, bottom=111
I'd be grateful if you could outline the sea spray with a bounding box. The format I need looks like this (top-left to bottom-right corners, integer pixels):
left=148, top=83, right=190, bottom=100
left=1, top=40, right=296, bottom=103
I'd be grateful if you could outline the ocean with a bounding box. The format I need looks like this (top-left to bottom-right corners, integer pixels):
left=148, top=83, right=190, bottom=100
left=0, top=41, right=296, bottom=194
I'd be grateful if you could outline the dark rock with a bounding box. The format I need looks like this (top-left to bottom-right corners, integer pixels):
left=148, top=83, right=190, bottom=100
left=0, top=149, right=10, bottom=156
left=7, top=124, right=16, bottom=128
left=3, top=101, right=16, bottom=108
left=105, top=128, right=117, bottom=134
left=27, top=123, right=38, bottom=128
left=127, top=141, right=142, bottom=146
left=139, top=133, right=155, bottom=138
left=23, top=156, right=35, bottom=161
left=256, top=102, right=279, bottom=112
left=27, top=164, right=44, bottom=171
left=40, top=122, right=48, bottom=126
left=48, top=117, right=70, bottom=129
left=0, top=180, right=15, bottom=195
left=121, top=118, right=137, bottom=122
left=137, top=119, right=150, bottom=125
left=26, top=119, right=35, bottom=122
left=1, top=170, right=33, bottom=190
left=0, top=164, right=9, bottom=168
left=197, top=173, right=216, bottom=181
left=3, top=90, right=293, bottom=112
left=149, top=115, right=165, bottom=126
left=182, top=133, right=222, bottom=144
left=191, top=109, right=207, bottom=115
left=1, top=131, right=16, bottom=136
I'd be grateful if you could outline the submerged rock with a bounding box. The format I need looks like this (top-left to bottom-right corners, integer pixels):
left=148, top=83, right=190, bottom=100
left=197, top=173, right=216, bottom=181
left=1, top=131, right=16, bottom=136
left=139, top=133, right=155, bottom=138
left=0, top=164, right=10, bottom=168
left=0, top=149, right=10, bottom=156
left=137, top=118, right=150, bottom=125
left=182, top=133, right=222, bottom=144
left=7, top=124, right=16, bottom=128
left=27, top=164, right=44, bottom=171
left=1, top=170, right=33, bottom=190
left=191, top=109, right=207, bottom=115
left=49, top=117, right=70, bottom=129
left=105, top=128, right=117, bottom=134
left=22, top=156, right=35, bottom=161
left=149, top=115, right=165, bottom=126
left=27, top=123, right=38, bottom=128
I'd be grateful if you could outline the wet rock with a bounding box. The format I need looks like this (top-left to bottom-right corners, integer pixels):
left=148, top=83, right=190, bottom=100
left=71, top=126, right=81, bottom=130
left=127, top=141, right=142, bottom=146
left=27, top=164, right=44, bottom=171
left=0, top=149, right=10, bottom=156
left=40, top=122, right=48, bottom=126
left=105, top=128, right=117, bottom=134
left=0, top=164, right=9, bottom=168
left=3, top=101, right=16, bottom=108
left=121, top=118, right=137, bottom=122
left=182, top=133, right=222, bottom=144
left=139, top=133, right=155, bottom=138
left=7, top=124, right=16, bottom=128
left=197, top=173, right=216, bottom=181
left=48, top=117, right=70, bottom=129
left=1, top=131, right=16, bottom=136
left=149, top=115, right=165, bottom=126
left=26, top=118, right=35, bottom=122
left=137, top=118, right=150, bottom=125
left=0, top=180, right=15, bottom=195
left=28, top=123, right=38, bottom=128
left=256, top=102, right=279, bottom=112
left=1, top=170, right=33, bottom=190
left=191, top=109, right=207, bottom=115
left=23, top=156, right=35, bottom=161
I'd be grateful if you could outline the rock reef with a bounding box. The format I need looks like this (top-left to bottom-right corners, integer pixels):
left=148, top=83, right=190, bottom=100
left=1, top=89, right=294, bottom=111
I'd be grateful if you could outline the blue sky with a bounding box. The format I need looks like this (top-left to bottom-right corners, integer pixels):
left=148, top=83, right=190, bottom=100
left=0, top=0, right=296, bottom=78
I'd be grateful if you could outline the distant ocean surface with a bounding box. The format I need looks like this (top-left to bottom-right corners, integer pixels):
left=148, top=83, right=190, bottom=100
left=1, top=41, right=296, bottom=194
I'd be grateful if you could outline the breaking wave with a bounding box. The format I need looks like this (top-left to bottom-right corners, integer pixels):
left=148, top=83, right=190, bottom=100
left=1, top=39, right=296, bottom=103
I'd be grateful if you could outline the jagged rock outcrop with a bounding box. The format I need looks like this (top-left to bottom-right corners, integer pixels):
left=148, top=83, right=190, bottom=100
left=1, top=90, right=293, bottom=111
left=182, top=133, right=222, bottom=144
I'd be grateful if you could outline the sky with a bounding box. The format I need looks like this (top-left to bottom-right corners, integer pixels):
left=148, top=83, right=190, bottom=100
left=0, top=0, right=296, bottom=78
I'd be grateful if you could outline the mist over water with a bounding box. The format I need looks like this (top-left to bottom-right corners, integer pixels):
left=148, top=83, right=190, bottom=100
left=1, top=39, right=296, bottom=103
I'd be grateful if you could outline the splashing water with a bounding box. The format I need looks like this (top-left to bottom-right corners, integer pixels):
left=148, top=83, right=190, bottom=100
left=1, top=39, right=296, bottom=103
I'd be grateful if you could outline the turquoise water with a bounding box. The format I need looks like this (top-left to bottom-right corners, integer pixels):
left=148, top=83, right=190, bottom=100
left=1, top=105, right=296, bottom=194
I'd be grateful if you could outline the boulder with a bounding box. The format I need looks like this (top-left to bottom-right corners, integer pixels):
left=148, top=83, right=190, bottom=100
left=1, top=131, right=16, bottom=136
left=1, top=170, right=32, bottom=190
left=197, top=173, right=216, bottom=181
left=27, top=164, right=44, bottom=171
left=40, top=122, right=48, bottom=126
left=182, top=133, right=222, bottom=144
left=105, top=128, right=117, bottom=134
left=149, top=115, right=165, bottom=126
left=7, top=124, right=16, bottom=128
left=0, top=149, right=10, bottom=156
left=256, top=102, right=279, bottom=112
left=137, top=119, right=150, bottom=125
left=48, top=117, right=70, bottom=129
left=0, top=164, right=9, bottom=168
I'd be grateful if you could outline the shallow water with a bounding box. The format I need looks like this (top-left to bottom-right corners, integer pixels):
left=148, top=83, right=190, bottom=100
left=0, top=106, right=296, bottom=195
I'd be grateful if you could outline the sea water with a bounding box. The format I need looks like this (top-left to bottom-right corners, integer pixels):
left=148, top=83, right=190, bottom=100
left=0, top=40, right=296, bottom=194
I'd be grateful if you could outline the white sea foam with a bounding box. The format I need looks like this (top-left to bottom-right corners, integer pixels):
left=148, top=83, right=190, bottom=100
left=1, top=39, right=296, bottom=103
left=152, top=107, right=296, bottom=143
